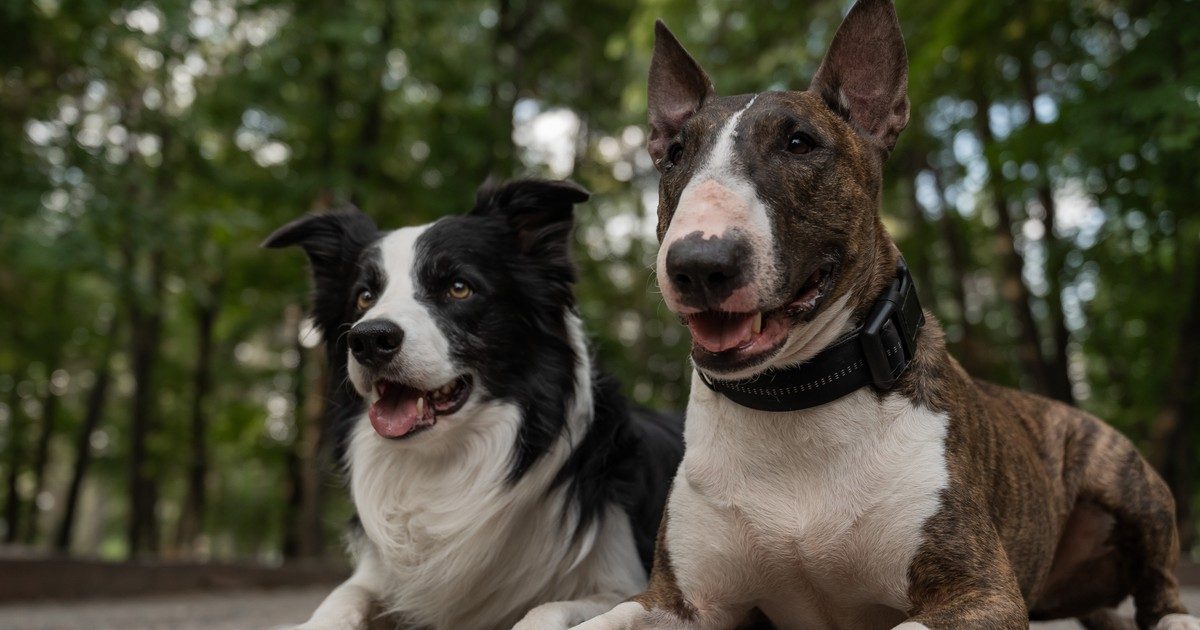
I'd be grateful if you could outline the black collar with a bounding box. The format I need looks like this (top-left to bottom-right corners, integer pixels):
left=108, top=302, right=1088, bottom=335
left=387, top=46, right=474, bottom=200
left=697, top=261, right=925, bottom=412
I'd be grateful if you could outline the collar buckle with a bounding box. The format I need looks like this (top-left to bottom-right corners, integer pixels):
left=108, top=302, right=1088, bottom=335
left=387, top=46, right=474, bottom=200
left=859, top=260, right=924, bottom=390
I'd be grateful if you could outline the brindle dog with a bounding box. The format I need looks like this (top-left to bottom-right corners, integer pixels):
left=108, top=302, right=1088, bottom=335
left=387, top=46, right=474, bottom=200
left=573, top=1, right=1197, bottom=629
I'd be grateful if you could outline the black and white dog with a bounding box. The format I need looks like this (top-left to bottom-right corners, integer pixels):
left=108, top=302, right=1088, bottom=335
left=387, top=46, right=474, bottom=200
left=264, top=178, right=683, bottom=630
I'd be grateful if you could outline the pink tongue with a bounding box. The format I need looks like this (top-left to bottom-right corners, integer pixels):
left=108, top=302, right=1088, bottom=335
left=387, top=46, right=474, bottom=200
left=688, top=314, right=756, bottom=353
left=369, top=389, right=424, bottom=438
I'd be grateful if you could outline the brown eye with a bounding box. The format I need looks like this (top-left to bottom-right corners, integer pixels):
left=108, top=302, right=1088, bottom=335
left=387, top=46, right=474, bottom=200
left=356, top=289, right=376, bottom=311
left=787, top=131, right=815, bottom=155
left=447, top=280, right=472, bottom=300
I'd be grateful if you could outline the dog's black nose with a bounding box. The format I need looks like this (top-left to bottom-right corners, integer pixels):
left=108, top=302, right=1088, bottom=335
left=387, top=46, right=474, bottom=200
left=666, top=234, right=751, bottom=307
left=348, top=319, right=404, bottom=368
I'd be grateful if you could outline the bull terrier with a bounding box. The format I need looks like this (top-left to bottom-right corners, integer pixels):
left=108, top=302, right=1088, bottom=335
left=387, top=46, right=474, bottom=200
left=575, top=1, right=1197, bottom=628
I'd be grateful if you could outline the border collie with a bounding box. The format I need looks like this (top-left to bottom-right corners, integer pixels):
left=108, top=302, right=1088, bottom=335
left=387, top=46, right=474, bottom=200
left=264, top=178, right=683, bottom=630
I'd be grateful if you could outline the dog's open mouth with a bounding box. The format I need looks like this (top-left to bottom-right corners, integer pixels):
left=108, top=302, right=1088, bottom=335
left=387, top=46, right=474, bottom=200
left=368, top=375, right=473, bottom=440
left=684, top=262, right=836, bottom=363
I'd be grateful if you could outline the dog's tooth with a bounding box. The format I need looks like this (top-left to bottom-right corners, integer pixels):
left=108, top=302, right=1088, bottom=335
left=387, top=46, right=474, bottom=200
left=416, top=396, right=425, bottom=416
left=751, top=312, right=763, bottom=335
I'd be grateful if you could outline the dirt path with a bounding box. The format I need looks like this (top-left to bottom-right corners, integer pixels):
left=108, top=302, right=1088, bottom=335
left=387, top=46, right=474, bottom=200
left=0, top=587, right=329, bottom=630
left=0, top=587, right=1197, bottom=629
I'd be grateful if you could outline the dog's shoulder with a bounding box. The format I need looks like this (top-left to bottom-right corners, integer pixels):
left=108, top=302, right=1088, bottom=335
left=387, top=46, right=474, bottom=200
left=554, top=368, right=684, bottom=571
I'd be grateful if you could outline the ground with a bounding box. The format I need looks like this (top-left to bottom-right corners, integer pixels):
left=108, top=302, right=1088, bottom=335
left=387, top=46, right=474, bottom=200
left=0, top=588, right=1197, bottom=629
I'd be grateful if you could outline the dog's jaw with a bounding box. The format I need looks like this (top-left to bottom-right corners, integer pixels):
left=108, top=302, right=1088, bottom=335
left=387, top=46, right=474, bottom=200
left=696, top=292, right=856, bottom=383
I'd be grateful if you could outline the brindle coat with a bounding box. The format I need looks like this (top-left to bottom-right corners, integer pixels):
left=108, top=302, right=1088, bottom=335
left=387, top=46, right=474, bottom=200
left=577, top=1, right=1193, bottom=629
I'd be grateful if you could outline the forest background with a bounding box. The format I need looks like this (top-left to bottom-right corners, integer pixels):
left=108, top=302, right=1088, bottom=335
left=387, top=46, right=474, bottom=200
left=1, top=0, right=1197, bottom=564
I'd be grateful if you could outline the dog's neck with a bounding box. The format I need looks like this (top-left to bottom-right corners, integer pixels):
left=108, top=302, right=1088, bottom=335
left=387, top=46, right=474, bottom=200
left=682, top=320, right=949, bottom=510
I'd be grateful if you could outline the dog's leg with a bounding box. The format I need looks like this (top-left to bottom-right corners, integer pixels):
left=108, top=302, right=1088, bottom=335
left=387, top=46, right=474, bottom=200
left=1063, top=418, right=1195, bottom=630
left=898, top=587, right=1027, bottom=630
left=569, top=600, right=754, bottom=630
left=512, top=592, right=631, bottom=630
left=570, top=484, right=759, bottom=630
left=293, top=547, right=387, bottom=630
left=902, top=494, right=1028, bottom=629
left=1079, top=608, right=1136, bottom=630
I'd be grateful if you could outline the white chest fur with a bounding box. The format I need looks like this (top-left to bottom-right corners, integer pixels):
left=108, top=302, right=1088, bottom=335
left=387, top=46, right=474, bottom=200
left=667, top=375, right=950, bottom=629
left=346, top=401, right=644, bottom=630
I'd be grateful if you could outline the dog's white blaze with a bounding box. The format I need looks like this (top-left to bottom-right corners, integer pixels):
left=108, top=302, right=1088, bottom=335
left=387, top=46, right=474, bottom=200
left=665, top=384, right=950, bottom=629
left=347, top=226, right=460, bottom=397
left=303, top=314, right=647, bottom=630
left=657, top=94, right=781, bottom=310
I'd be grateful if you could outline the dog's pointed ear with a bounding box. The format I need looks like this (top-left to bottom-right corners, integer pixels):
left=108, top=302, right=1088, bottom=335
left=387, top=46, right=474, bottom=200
left=648, top=20, right=715, bottom=166
left=263, top=209, right=380, bottom=337
left=809, top=0, right=909, bottom=154
left=471, top=178, right=589, bottom=261
left=262, top=208, right=379, bottom=271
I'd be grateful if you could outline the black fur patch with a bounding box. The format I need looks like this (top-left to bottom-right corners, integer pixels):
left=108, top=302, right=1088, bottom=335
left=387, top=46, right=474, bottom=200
left=555, top=371, right=683, bottom=570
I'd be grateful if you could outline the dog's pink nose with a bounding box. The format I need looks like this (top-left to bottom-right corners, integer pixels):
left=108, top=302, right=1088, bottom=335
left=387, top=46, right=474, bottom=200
left=665, top=233, right=751, bottom=310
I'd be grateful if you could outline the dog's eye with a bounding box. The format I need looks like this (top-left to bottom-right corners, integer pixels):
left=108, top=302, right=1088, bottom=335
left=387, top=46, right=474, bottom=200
left=787, top=132, right=816, bottom=155
left=447, top=280, right=472, bottom=300
left=663, top=142, right=684, bottom=171
left=356, top=289, right=376, bottom=311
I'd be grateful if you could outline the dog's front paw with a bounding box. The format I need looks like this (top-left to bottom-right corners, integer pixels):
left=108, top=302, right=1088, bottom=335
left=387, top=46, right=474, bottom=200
left=512, top=605, right=570, bottom=630
left=283, top=618, right=365, bottom=630
left=1157, top=614, right=1200, bottom=630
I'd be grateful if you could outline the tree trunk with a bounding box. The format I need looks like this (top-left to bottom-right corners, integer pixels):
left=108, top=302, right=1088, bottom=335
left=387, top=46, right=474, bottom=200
left=1018, top=56, right=1075, bottom=405
left=127, top=249, right=166, bottom=557
left=175, top=289, right=221, bottom=553
left=1033, top=183, right=1075, bottom=405
left=487, top=0, right=517, bottom=178
left=898, top=173, right=937, bottom=309
left=3, top=382, right=25, bottom=544
left=281, top=322, right=307, bottom=559
left=312, top=0, right=342, bottom=202
left=282, top=308, right=329, bottom=559
left=22, top=383, right=60, bottom=544
left=22, top=279, right=68, bottom=544
left=1150, top=251, right=1200, bottom=550
left=299, top=353, right=330, bottom=558
left=485, top=0, right=541, bottom=179
left=928, top=166, right=987, bottom=376
left=55, top=323, right=117, bottom=552
left=973, top=93, right=1054, bottom=396
left=348, top=1, right=396, bottom=199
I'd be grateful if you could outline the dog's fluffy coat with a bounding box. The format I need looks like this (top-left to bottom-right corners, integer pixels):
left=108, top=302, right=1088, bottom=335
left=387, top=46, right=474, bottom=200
left=265, top=179, right=682, bottom=629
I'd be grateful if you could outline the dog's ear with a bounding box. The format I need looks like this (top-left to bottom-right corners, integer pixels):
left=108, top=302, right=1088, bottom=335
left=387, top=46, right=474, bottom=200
left=647, top=20, right=715, bottom=166
left=263, top=209, right=380, bottom=338
left=471, top=178, right=589, bottom=262
left=810, top=0, right=909, bottom=154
